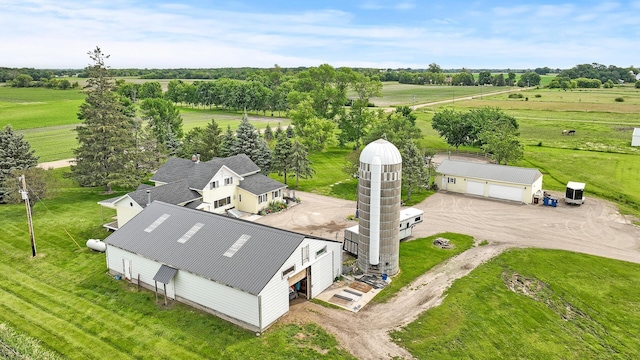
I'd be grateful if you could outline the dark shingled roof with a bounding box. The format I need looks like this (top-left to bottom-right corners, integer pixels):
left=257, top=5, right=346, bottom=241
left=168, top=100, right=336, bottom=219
left=208, top=154, right=260, bottom=176
left=104, top=202, right=336, bottom=295
left=238, top=174, right=287, bottom=195
left=127, top=179, right=201, bottom=208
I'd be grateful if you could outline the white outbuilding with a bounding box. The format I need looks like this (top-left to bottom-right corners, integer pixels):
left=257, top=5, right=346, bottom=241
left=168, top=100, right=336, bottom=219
left=632, top=128, right=640, bottom=147
left=103, top=201, right=342, bottom=332
left=435, top=160, right=543, bottom=204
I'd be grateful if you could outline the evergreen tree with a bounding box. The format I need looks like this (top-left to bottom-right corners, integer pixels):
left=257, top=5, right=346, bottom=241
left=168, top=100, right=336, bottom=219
left=231, top=115, right=272, bottom=172
left=70, top=47, right=140, bottom=192
left=400, top=141, right=427, bottom=202
left=263, top=123, right=274, bottom=142
left=286, top=125, right=295, bottom=138
left=289, top=139, right=315, bottom=188
left=274, top=123, right=284, bottom=139
left=0, top=125, right=39, bottom=203
left=272, top=132, right=293, bottom=185
left=219, top=125, right=235, bottom=158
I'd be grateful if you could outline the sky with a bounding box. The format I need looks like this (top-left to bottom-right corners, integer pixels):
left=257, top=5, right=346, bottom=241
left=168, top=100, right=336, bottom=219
left=1, top=0, right=639, bottom=70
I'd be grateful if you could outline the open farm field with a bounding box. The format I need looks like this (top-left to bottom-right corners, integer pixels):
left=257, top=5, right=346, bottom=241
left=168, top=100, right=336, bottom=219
left=391, top=248, right=640, bottom=359
left=0, top=169, right=354, bottom=359
left=179, top=107, right=290, bottom=132
left=0, top=87, right=85, bottom=130
left=367, top=82, right=490, bottom=107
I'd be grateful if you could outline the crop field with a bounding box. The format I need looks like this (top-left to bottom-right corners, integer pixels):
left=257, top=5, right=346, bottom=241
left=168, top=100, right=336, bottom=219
left=368, top=82, right=494, bottom=107
left=0, top=170, right=354, bottom=359
left=391, top=248, right=640, bottom=359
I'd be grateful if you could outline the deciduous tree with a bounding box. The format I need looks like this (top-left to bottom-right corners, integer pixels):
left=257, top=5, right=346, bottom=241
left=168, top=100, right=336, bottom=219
left=1, top=167, right=58, bottom=210
left=401, top=141, right=427, bottom=203
left=140, top=98, right=184, bottom=154
left=431, top=109, right=472, bottom=150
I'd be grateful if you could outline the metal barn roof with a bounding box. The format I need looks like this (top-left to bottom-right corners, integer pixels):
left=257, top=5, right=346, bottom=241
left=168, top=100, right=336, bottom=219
left=436, top=159, right=542, bottom=185
left=104, top=202, right=335, bottom=295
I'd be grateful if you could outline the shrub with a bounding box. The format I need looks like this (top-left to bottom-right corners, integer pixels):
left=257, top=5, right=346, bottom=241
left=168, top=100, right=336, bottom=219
left=635, top=81, right=640, bottom=89
left=615, top=97, right=625, bottom=102
left=535, top=94, right=542, bottom=98
left=508, top=93, right=523, bottom=99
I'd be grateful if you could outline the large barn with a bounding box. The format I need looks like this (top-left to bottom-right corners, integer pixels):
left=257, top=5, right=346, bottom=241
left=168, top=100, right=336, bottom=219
left=435, top=160, right=543, bottom=204
left=103, top=201, right=342, bottom=332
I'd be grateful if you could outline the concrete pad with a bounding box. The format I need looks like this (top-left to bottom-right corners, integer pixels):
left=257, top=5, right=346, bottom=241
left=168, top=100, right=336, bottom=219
left=316, top=277, right=390, bottom=313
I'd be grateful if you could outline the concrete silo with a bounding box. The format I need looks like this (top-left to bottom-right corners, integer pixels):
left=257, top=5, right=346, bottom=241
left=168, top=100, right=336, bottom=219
left=357, top=139, right=402, bottom=276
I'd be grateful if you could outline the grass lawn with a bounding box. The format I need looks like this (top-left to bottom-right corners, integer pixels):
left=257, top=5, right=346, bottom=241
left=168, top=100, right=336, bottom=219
left=391, top=248, right=640, bottom=359
left=269, top=146, right=431, bottom=206
left=372, top=233, right=475, bottom=304
left=0, top=87, right=85, bottom=130
left=0, top=169, right=354, bottom=359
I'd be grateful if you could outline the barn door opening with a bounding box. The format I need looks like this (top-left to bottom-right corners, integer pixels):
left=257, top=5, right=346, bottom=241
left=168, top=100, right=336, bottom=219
left=288, top=267, right=310, bottom=300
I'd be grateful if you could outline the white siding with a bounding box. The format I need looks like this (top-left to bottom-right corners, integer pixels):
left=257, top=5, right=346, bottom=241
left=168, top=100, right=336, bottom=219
left=311, top=252, right=334, bottom=298
left=174, top=271, right=259, bottom=328
left=106, top=246, right=176, bottom=299
left=258, top=272, right=290, bottom=329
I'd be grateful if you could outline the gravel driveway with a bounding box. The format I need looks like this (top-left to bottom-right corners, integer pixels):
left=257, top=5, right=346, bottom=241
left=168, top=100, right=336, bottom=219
left=257, top=190, right=640, bottom=359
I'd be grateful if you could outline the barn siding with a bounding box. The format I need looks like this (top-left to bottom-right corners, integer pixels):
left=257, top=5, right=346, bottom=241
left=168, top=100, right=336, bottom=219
left=258, top=272, right=290, bottom=329
left=174, top=271, right=259, bottom=327
left=106, top=246, right=177, bottom=298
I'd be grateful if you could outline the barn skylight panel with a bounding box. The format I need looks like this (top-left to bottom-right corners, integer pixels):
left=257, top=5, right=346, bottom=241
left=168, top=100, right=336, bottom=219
left=177, top=223, right=204, bottom=244
left=144, top=214, right=170, bottom=233
left=223, top=234, right=251, bottom=257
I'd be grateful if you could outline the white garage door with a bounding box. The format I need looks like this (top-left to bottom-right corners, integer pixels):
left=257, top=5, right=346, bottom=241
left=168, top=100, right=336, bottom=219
left=466, top=181, right=485, bottom=196
left=311, top=253, right=333, bottom=298
left=488, top=184, right=523, bottom=202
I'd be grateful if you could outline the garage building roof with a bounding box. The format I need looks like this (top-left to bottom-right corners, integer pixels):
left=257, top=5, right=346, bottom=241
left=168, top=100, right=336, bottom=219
left=436, top=160, right=542, bottom=185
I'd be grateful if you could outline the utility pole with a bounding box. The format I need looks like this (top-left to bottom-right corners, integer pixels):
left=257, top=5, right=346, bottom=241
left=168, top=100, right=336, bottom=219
left=19, top=175, right=37, bottom=257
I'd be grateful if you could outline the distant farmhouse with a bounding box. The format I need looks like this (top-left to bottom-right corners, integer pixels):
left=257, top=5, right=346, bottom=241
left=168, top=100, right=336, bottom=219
left=104, top=202, right=342, bottom=332
left=99, top=154, right=286, bottom=230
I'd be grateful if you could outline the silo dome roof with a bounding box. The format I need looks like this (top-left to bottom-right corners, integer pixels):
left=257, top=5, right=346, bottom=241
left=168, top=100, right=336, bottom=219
left=360, top=139, right=402, bottom=165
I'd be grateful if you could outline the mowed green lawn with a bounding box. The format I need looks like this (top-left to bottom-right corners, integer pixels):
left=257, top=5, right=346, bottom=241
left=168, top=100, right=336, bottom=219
left=0, top=169, right=354, bottom=359
left=0, top=87, right=85, bottom=130
left=391, top=249, right=640, bottom=359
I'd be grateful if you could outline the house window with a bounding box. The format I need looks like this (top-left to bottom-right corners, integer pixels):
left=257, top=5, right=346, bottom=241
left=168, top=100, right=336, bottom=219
left=316, top=246, right=327, bottom=258
left=210, top=180, right=219, bottom=189
left=282, top=265, right=295, bottom=278
left=448, top=177, right=456, bottom=184
left=272, top=189, right=281, bottom=199
left=258, top=194, right=267, bottom=204
left=214, top=196, right=231, bottom=208
left=224, top=177, right=233, bottom=186
left=239, top=194, right=242, bottom=202
left=301, top=245, right=309, bottom=264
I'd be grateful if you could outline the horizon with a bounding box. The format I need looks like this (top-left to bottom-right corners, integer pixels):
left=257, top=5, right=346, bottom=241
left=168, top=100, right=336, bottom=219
left=1, top=1, right=638, bottom=69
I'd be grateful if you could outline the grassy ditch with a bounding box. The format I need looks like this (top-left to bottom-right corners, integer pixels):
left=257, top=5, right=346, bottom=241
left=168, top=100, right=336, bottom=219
left=0, top=169, right=353, bottom=359
left=390, top=248, right=640, bottom=359
left=372, top=233, right=475, bottom=304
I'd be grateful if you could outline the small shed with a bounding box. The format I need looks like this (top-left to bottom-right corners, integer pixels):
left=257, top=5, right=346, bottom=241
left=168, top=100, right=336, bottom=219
left=565, top=182, right=586, bottom=205
left=435, top=160, right=543, bottom=204
left=632, top=128, right=640, bottom=147
left=103, top=201, right=342, bottom=332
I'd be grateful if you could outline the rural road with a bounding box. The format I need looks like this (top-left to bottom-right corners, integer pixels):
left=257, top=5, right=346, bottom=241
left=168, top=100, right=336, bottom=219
left=259, top=190, right=640, bottom=359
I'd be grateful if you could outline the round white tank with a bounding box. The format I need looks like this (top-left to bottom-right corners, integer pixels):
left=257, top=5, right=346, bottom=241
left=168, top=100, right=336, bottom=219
left=86, top=239, right=107, bottom=252
left=357, top=139, right=402, bottom=276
